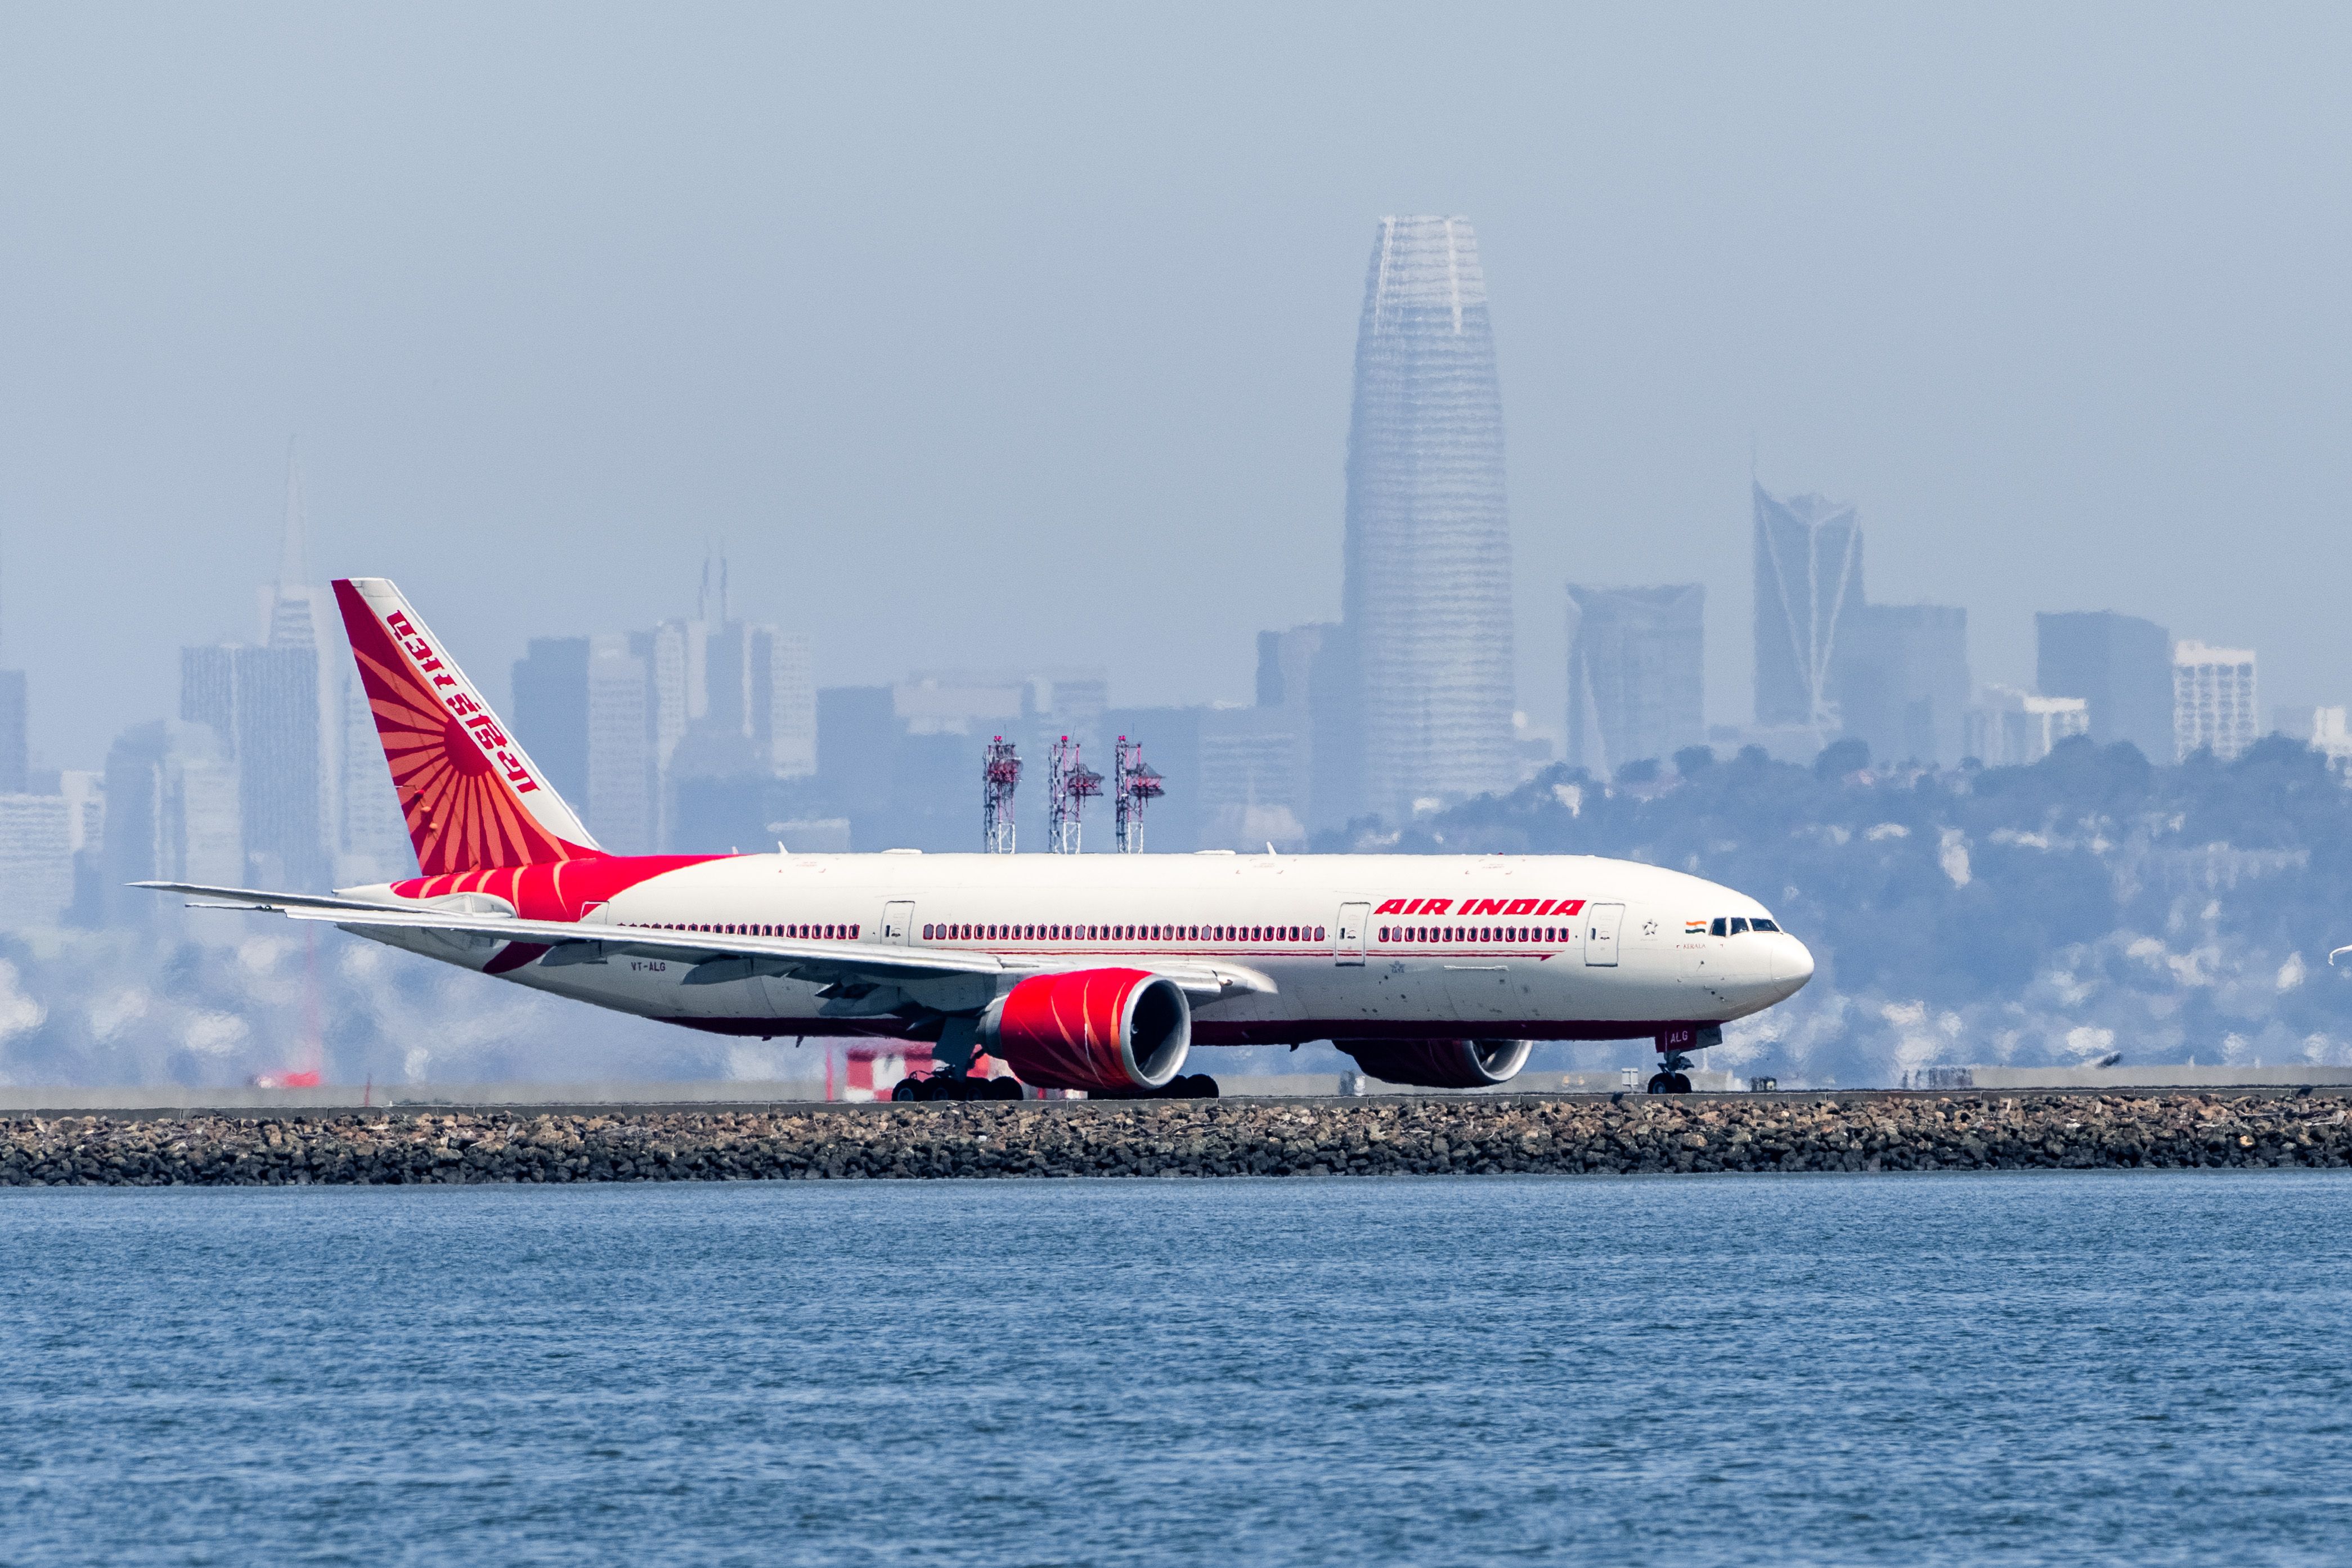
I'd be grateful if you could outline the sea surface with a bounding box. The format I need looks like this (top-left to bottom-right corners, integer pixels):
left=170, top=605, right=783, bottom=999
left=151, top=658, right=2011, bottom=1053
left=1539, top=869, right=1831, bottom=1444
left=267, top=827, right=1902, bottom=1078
left=1, top=1171, right=2347, bottom=1567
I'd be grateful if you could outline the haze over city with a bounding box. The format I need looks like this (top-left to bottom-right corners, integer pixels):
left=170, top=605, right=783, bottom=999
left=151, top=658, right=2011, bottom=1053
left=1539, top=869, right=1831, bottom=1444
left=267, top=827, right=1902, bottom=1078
left=7, top=2, right=2352, bottom=776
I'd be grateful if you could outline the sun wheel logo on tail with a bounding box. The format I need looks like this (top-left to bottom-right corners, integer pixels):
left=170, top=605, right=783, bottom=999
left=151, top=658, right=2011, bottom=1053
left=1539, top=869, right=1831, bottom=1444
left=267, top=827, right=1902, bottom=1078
left=979, top=968, right=1191, bottom=1092
left=1338, top=1039, right=1532, bottom=1090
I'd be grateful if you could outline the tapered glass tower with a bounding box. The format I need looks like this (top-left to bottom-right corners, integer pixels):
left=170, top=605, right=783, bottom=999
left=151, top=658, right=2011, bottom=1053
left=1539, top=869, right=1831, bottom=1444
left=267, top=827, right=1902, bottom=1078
left=1341, top=215, right=1515, bottom=819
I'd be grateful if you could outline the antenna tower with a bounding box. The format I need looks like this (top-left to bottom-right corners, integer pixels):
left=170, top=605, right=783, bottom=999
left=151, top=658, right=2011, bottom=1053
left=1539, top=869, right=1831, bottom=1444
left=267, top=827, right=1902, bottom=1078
left=1048, top=735, right=1102, bottom=853
left=1113, top=735, right=1164, bottom=853
left=982, top=736, right=1021, bottom=853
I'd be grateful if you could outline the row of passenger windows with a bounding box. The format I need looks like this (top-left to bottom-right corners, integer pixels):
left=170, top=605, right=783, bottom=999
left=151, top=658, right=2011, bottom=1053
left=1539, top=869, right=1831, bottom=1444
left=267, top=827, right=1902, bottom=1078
left=625, top=922, right=859, bottom=940
left=924, top=923, right=1326, bottom=944
left=1380, top=925, right=1565, bottom=945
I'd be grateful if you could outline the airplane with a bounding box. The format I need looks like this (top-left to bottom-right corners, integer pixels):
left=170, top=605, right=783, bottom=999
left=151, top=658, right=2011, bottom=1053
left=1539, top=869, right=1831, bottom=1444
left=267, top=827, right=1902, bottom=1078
left=145, top=578, right=1814, bottom=1099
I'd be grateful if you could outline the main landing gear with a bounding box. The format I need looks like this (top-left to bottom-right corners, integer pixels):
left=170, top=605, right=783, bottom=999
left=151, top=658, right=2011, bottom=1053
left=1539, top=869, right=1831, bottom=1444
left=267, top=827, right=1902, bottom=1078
left=1645, top=1067, right=1693, bottom=1095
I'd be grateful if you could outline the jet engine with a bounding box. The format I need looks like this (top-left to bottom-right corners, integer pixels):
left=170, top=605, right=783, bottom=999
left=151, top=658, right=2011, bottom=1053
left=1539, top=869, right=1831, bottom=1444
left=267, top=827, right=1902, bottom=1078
left=1337, top=1038, right=1532, bottom=1090
left=978, top=967, right=1192, bottom=1091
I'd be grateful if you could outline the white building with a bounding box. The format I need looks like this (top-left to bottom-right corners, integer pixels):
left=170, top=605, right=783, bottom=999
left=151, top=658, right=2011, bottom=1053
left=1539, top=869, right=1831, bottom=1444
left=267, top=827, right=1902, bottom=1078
left=1966, top=685, right=2090, bottom=767
left=2272, top=704, right=2352, bottom=778
left=2173, top=641, right=2259, bottom=761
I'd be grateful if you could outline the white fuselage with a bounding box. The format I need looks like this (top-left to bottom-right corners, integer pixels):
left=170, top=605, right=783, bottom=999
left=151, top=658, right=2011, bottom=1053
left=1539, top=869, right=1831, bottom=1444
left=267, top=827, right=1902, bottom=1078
left=348, top=850, right=1812, bottom=1048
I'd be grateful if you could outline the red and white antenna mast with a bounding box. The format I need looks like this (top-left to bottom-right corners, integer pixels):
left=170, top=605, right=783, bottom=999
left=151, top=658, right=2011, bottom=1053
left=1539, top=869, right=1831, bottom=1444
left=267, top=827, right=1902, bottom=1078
left=982, top=735, right=1021, bottom=853
left=1113, top=735, right=1164, bottom=853
left=1048, top=735, right=1102, bottom=854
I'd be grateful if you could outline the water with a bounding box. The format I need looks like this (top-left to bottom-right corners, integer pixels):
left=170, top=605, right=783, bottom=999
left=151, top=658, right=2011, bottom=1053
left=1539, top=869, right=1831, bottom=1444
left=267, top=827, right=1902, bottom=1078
left=2, top=1173, right=2347, bottom=1566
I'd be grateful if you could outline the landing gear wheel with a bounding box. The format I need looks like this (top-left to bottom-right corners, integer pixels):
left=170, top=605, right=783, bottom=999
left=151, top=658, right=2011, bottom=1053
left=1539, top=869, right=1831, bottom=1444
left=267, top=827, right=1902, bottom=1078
left=1646, top=1072, right=1677, bottom=1094
left=1670, top=1072, right=1692, bottom=1094
left=1186, top=1073, right=1220, bottom=1099
left=987, top=1076, right=1022, bottom=1100
left=890, top=1077, right=920, bottom=1102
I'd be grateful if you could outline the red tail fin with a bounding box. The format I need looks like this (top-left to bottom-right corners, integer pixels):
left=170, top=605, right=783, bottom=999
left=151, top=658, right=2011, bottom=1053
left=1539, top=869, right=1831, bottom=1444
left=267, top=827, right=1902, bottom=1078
left=334, top=577, right=601, bottom=876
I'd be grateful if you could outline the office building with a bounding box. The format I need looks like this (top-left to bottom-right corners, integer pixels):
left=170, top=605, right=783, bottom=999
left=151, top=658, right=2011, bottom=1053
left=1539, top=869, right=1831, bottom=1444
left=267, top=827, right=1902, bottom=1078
left=0, top=791, right=71, bottom=929
left=338, top=665, right=414, bottom=881
left=2173, top=641, right=2259, bottom=761
left=180, top=643, right=325, bottom=888
left=586, top=635, right=654, bottom=853
left=0, top=669, right=25, bottom=794
left=512, top=637, right=592, bottom=806
left=1341, top=215, right=1516, bottom=819
left=1564, top=585, right=1705, bottom=777
left=1967, top=685, right=2090, bottom=766
left=2035, top=611, right=2174, bottom=760
left=1833, top=604, right=1971, bottom=767
left=102, top=720, right=243, bottom=920
left=1753, top=485, right=1864, bottom=730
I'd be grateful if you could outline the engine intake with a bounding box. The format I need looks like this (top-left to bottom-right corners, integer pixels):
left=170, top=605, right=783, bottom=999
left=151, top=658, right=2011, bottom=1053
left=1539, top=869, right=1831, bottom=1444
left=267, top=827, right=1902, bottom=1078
left=979, top=968, right=1191, bottom=1091
left=1337, top=1038, right=1532, bottom=1090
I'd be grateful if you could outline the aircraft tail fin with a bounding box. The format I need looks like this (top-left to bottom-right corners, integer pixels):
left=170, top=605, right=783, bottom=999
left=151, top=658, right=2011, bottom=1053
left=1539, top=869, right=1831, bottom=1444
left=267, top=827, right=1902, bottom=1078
left=333, top=577, right=602, bottom=876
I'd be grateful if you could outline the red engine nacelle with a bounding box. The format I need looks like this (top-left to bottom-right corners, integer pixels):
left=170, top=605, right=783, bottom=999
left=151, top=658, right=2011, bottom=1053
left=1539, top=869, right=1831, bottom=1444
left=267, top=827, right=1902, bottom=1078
left=1337, top=1039, right=1532, bottom=1090
left=978, top=968, right=1192, bottom=1091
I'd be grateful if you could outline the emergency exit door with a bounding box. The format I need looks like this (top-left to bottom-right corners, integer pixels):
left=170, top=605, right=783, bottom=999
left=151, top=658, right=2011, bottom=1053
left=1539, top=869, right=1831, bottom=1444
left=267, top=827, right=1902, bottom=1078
left=1583, top=902, right=1624, bottom=966
left=880, top=901, right=916, bottom=946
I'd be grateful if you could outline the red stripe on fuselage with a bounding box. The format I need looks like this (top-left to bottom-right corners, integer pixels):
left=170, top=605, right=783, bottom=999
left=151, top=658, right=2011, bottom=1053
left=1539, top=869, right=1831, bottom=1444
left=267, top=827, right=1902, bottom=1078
left=393, top=852, right=724, bottom=922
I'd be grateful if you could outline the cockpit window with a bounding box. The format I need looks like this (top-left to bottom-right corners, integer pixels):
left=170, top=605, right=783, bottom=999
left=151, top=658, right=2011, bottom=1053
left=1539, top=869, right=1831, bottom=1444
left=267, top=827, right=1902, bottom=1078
left=1729, top=917, right=1750, bottom=934
left=1710, top=918, right=1728, bottom=937
left=1752, top=918, right=1780, bottom=933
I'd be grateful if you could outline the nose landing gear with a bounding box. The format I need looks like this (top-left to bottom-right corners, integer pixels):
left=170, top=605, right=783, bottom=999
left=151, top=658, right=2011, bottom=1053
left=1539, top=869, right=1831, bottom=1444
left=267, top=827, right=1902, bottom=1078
left=1648, top=1023, right=1724, bottom=1094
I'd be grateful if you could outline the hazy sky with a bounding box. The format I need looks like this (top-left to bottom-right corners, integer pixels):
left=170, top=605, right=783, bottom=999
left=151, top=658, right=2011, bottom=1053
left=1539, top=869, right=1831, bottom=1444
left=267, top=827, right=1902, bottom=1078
left=6, top=3, right=2350, bottom=771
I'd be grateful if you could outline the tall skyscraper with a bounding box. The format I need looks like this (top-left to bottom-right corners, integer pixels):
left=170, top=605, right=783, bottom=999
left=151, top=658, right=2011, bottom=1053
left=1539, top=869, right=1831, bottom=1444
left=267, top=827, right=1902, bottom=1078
left=2035, top=611, right=2174, bottom=760
left=1833, top=604, right=1971, bottom=766
left=1753, top=484, right=1865, bottom=730
left=513, top=637, right=592, bottom=805
left=1341, top=215, right=1515, bottom=819
left=2173, top=640, right=2259, bottom=761
left=102, top=720, right=242, bottom=920
left=586, top=635, right=654, bottom=853
left=1564, top=585, right=1705, bottom=777
left=180, top=643, right=325, bottom=888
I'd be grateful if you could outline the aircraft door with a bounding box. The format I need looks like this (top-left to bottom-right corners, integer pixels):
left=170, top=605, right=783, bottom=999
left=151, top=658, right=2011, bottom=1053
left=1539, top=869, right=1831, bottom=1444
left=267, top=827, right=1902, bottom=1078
left=1335, top=902, right=1370, bottom=965
left=1583, top=902, right=1625, bottom=967
left=879, top=901, right=916, bottom=947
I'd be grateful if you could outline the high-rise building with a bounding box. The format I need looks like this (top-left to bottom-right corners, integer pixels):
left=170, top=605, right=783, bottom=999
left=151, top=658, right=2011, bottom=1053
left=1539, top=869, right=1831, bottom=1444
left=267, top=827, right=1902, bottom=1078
left=1341, top=215, right=1516, bottom=819
left=102, top=720, right=242, bottom=920
left=512, top=637, right=591, bottom=806
left=1753, top=484, right=1865, bottom=731
left=180, top=642, right=325, bottom=888
left=338, top=665, right=414, bottom=882
left=0, top=792, right=71, bottom=929
left=2173, top=641, right=2259, bottom=761
left=586, top=635, right=654, bottom=853
left=0, top=669, right=25, bottom=794
left=1833, top=604, right=1971, bottom=766
left=1966, top=685, right=2090, bottom=767
left=2035, top=611, right=2174, bottom=760
left=1564, top=585, right=1705, bottom=777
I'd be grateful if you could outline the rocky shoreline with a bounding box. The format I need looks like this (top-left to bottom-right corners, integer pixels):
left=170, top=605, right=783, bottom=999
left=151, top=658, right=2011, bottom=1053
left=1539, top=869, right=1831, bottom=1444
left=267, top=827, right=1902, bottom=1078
left=2, top=1091, right=2348, bottom=1185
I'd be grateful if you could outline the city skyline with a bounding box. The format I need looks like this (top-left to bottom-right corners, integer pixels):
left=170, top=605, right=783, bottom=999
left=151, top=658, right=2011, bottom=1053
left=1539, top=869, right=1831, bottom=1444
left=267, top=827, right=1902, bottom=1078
left=9, top=7, right=2352, bottom=778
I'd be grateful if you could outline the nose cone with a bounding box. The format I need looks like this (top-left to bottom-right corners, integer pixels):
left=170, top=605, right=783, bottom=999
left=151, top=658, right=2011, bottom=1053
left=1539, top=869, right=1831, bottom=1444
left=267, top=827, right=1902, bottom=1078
left=1772, top=934, right=1815, bottom=992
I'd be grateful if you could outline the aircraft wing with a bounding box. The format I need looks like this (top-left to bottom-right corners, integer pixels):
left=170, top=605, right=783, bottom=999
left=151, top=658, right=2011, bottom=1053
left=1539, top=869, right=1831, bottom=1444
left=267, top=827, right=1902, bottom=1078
left=135, top=882, right=1273, bottom=999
